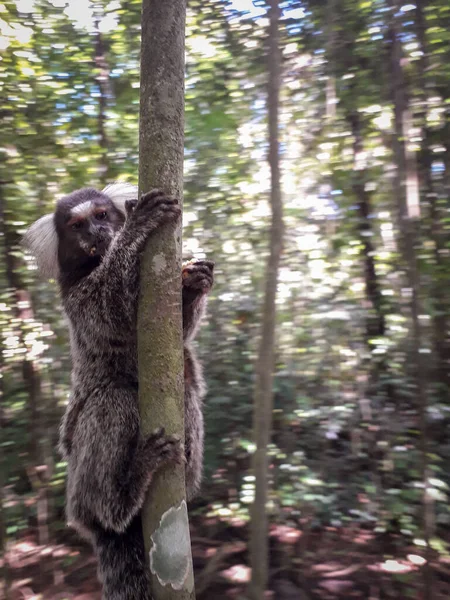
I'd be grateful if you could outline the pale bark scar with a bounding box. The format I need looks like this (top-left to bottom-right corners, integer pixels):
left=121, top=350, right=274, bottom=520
left=149, top=499, right=194, bottom=592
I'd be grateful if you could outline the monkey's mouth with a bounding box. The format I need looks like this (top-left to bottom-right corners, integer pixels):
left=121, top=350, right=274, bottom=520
left=87, top=236, right=110, bottom=257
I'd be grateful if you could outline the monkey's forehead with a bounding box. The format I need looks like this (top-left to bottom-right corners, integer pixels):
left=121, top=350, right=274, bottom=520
left=56, top=188, right=111, bottom=216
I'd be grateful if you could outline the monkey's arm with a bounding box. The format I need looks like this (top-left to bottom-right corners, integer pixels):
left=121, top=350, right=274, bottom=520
left=181, top=260, right=213, bottom=500
left=182, top=260, right=214, bottom=342
left=82, top=190, right=180, bottom=331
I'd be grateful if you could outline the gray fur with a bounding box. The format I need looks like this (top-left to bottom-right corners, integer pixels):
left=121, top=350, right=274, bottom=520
left=25, top=186, right=213, bottom=600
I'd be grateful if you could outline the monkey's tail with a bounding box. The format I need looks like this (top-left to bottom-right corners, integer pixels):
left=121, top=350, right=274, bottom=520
left=93, top=516, right=152, bottom=600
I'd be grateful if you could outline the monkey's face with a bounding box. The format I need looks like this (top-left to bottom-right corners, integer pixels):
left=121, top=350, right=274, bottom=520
left=55, top=188, right=125, bottom=274
left=23, top=183, right=137, bottom=282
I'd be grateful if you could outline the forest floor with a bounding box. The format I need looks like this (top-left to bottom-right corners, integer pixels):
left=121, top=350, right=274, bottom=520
left=4, top=517, right=450, bottom=600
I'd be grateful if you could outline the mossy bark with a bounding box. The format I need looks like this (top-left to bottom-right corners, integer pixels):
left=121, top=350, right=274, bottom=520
left=138, top=0, right=195, bottom=598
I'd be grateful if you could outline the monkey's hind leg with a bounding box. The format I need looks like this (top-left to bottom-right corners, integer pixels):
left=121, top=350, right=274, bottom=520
left=96, top=426, right=184, bottom=533
left=71, top=397, right=184, bottom=535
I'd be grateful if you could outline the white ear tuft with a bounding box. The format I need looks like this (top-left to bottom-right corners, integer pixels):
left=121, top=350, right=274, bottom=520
left=23, top=214, right=59, bottom=280
left=102, top=182, right=138, bottom=215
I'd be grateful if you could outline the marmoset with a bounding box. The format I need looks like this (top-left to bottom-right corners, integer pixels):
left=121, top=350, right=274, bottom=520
left=24, top=183, right=214, bottom=600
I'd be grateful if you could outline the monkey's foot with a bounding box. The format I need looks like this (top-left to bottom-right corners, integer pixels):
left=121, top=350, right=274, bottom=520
left=144, top=427, right=185, bottom=473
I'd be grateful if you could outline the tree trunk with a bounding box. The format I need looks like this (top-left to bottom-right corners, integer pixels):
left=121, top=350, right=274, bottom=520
left=325, top=0, right=338, bottom=121
left=348, top=112, right=385, bottom=341
left=249, top=0, right=284, bottom=597
left=138, top=1, right=195, bottom=598
left=0, top=335, right=10, bottom=600
left=94, top=12, right=112, bottom=186
left=387, top=4, right=432, bottom=597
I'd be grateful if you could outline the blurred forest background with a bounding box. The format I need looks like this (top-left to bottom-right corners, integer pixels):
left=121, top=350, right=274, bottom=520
left=2, top=0, right=450, bottom=598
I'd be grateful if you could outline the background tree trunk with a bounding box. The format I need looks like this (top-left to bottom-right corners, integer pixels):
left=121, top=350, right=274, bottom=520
left=138, top=0, right=195, bottom=598
left=0, top=334, right=10, bottom=600
left=387, top=2, right=432, bottom=597
left=94, top=11, right=112, bottom=186
left=249, top=0, right=284, bottom=597
left=348, top=111, right=385, bottom=342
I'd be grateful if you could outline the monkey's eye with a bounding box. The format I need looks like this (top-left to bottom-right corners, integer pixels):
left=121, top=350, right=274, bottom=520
left=95, top=211, right=107, bottom=221
left=71, top=221, right=82, bottom=231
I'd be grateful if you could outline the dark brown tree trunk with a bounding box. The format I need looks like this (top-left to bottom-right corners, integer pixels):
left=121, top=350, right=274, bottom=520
left=249, top=0, right=284, bottom=597
left=387, top=4, right=432, bottom=597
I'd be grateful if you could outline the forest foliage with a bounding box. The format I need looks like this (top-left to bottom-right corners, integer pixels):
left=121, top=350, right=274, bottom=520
left=2, top=0, right=450, bottom=598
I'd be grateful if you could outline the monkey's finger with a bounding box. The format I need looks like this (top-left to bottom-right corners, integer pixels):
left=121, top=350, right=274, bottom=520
left=139, top=189, right=167, bottom=203
left=182, top=259, right=214, bottom=270
left=144, top=427, right=166, bottom=448
left=178, top=453, right=188, bottom=465
left=139, top=191, right=179, bottom=210
left=151, top=206, right=182, bottom=223
left=146, top=431, right=183, bottom=452
left=157, top=441, right=186, bottom=464
left=158, top=440, right=184, bottom=455
left=182, top=263, right=213, bottom=273
left=182, top=266, right=214, bottom=280
left=125, top=199, right=138, bottom=215
left=155, top=203, right=181, bottom=214
left=183, top=273, right=213, bottom=289
left=195, top=260, right=215, bottom=271
left=147, top=436, right=174, bottom=451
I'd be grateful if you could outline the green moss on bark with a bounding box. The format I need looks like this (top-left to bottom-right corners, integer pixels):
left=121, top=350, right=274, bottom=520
left=137, top=0, right=195, bottom=597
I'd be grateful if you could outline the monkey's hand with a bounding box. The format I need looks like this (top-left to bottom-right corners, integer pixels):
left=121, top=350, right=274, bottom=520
left=143, top=427, right=186, bottom=475
left=182, top=259, right=214, bottom=295
left=182, top=259, right=214, bottom=342
left=124, top=189, right=181, bottom=235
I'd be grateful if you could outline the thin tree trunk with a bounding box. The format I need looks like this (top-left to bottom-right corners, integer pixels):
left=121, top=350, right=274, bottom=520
left=325, top=0, right=338, bottom=121
left=138, top=1, right=195, bottom=598
left=249, top=0, right=284, bottom=597
left=0, top=335, right=10, bottom=600
left=94, top=14, right=112, bottom=185
left=387, top=4, right=432, bottom=597
left=348, top=112, right=385, bottom=341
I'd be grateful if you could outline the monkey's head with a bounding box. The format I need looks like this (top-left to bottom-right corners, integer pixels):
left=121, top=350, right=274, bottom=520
left=24, top=183, right=137, bottom=282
